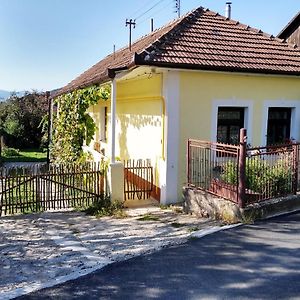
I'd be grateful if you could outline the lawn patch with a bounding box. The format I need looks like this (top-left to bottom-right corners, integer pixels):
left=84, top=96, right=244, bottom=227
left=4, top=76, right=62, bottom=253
left=2, top=148, right=47, bottom=162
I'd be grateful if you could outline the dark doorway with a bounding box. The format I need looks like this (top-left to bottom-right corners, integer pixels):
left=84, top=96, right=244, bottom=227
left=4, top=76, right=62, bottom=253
left=267, top=107, right=291, bottom=145
left=217, top=107, right=245, bottom=145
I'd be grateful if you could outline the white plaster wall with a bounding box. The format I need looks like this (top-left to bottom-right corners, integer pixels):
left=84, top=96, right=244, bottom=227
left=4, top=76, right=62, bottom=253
left=160, top=70, right=180, bottom=204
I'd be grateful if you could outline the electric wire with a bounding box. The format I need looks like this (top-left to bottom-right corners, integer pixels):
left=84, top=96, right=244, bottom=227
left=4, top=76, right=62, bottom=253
left=130, top=0, right=156, bottom=18
left=137, top=0, right=174, bottom=26
left=134, top=0, right=169, bottom=20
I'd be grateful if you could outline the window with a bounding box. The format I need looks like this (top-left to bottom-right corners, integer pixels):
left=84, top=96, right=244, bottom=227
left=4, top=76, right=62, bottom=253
left=100, top=106, right=108, bottom=142
left=267, top=107, right=291, bottom=145
left=217, top=107, right=244, bottom=145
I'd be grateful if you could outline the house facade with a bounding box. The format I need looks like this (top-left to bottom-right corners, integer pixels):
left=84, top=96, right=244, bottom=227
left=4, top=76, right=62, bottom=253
left=55, top=7, right=300, bottom=204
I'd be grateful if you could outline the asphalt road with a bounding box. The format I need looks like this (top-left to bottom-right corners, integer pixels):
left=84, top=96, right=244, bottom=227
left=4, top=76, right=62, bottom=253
left=17, top=212, right=300, bottom=300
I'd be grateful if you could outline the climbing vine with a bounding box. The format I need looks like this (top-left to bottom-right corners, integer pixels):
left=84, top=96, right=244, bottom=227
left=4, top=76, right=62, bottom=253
left=51, top=85, right=110, bottom=163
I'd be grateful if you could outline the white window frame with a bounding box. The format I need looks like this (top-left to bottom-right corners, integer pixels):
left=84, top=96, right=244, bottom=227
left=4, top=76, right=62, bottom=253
left=262, top=100, right=300, bottom=145
left=211, top=100, right=253, bottom=145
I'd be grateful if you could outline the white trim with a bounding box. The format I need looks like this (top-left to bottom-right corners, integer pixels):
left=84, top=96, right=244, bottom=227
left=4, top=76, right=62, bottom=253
left=211, top=100, right=254, bottom=145
left=160, top=70, right=180, bottom=204
left=155, top=67, right=300, bottom=79
left=261, top=100, right=300, bottom=145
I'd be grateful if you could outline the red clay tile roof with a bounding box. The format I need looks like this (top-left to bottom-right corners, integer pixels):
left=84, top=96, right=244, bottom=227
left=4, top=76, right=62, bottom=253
left=57, top=7, right=300, bottom=97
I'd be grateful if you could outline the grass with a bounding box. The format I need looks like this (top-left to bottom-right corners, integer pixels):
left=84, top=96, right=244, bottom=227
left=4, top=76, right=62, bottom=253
left=1, top=148, right=47, bottom=162
left=159, top=204, right=170, bottom=210
left=137, top=214, right=160, bottom=221
left=170, top=222, right=186, bottom=228
left=187, top=226, right=199, bottom=232
left=82, top=199, right=128, bottom=219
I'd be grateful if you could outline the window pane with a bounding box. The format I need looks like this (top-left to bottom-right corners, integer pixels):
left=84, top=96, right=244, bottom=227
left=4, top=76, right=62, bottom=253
left=218, top=110, right=241, bottom=120
left=269, top=110, right=289, bottom=120
left=229, top=126, right=240, bottom=145
left=267, top=108, right=291, bottom=145
left=217, top=107, right=244, bottom=145
left=217, top=126, right=227, bottom=143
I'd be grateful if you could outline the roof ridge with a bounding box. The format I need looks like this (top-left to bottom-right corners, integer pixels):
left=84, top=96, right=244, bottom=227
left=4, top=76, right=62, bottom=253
left=137, top=7, right=205, bottom=62
left=75, top=7, right=202, bottom=74
left=208, top=10, right=300, bottom=51
left=136, top=7, right=203, bottom=56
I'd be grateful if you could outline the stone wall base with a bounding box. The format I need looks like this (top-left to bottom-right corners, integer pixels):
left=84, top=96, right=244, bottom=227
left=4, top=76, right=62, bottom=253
left=183, top=186, right=300, bottom=223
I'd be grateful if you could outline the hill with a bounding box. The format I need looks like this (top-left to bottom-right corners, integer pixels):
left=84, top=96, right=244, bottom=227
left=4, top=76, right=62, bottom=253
left=0, top=90, right=26, bottom=101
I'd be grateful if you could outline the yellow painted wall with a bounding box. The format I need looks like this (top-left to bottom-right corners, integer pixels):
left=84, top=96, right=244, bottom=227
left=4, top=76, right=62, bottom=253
left=117, top=73, right=162, bottom=99
left=177, top=71, right=300, bottom=200
left=88, top=73, right=163, bottom=187
left=89, top=69, right=300, bottom=203
left=116, top=74, right=163, bottom=188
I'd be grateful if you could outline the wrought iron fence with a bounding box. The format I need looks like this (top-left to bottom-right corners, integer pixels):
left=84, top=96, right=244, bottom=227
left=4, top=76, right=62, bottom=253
left=0, top=162, right=107, bottom=216
left=245, top=144, right=299, bottom=203
left=187, top=129, right=300, bottom=207
left=187, top=139, right=240, bottom=203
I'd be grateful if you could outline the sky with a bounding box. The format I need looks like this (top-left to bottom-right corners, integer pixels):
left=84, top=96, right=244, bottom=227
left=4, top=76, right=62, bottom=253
left=0, top=0, right=299, bottom=92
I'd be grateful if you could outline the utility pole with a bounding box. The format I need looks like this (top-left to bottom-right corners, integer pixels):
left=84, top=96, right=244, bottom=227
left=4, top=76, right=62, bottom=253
left=174, top=0, right=181, bottom=18
left=125, top=19, right=136, bottom=51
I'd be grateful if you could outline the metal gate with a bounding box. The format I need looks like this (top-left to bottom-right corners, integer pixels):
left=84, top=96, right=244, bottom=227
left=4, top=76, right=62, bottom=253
left=0, top=162, right=106, bottom=216
left=124, top=159, right=153, bottom=200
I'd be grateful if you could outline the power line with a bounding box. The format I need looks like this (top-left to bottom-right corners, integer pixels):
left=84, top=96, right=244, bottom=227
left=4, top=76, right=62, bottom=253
left=134, top=0, right=169, bottom=20
left=130, top=0, right=154, bottom=18
left=137, top=0, right=174, bottom=26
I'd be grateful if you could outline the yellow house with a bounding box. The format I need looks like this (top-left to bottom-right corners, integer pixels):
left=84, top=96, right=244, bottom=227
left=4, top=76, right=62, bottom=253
left=55, top=7, right=300, bottom=204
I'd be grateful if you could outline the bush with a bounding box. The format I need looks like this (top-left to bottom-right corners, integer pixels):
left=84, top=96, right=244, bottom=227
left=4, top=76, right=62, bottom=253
left=83, top=197, right=127, bottom=218
left=2, top=147, right=20, bottom=157
left=221, top=154, right=292, bottom=197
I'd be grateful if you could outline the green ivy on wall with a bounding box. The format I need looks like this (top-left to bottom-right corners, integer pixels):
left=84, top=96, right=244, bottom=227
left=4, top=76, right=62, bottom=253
left=51, top=85, right=110, bottom=163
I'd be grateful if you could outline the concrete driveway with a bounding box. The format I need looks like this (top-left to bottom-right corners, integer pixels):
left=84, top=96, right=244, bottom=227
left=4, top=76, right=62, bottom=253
left=16, top=212, right=300, bottom=300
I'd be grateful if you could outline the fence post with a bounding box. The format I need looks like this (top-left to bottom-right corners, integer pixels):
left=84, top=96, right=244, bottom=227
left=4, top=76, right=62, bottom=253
left=186, top=139, right=191, bottom=185
left=238, top=128, right=247, bottom=208
left=108, top=162, right=124, bottom=203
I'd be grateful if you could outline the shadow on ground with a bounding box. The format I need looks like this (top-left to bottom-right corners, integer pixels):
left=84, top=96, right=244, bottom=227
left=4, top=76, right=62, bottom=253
left=16, top=213, right=300, bottom=300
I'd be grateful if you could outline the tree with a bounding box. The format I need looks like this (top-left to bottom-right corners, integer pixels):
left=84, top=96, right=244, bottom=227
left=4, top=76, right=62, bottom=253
left=0, top=91, right=48, bottom=149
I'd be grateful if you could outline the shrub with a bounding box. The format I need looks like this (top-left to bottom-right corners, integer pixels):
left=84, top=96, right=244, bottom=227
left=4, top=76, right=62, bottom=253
left=83, top=197, right=127, bottom=218
left=221, top=154, right=293, bottom=197
left=2, top=147, right=20, bottom=157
